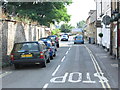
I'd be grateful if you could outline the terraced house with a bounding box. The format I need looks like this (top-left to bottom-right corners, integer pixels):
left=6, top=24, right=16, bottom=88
left=95, top=0, right=120, bottom=59
left=110, top=0, right=120, bottom=59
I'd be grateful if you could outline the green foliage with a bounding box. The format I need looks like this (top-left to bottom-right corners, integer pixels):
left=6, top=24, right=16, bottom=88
left=51, top=29, right=61, bottom=36
left=60, top=23, right=74, bottom=33
left=99, top=33, right=103, bottom=38
left=3, top=2, right=72, bottom=26
left=77, top=20, right=86, bottom=28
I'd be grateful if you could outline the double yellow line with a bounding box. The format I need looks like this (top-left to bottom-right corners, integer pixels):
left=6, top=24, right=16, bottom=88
left=85, top=45, right=112, bottom=90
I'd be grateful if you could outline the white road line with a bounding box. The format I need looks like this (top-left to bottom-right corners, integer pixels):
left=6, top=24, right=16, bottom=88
left=52, top=65, right=61, bottom=76
left=42, top=83, right=49, bottom=90
left=65, top=51, right=69, bottom=55
left=61, top=56, right=66, bottom=62
left=0, top=71, right=12, bottom=78
left=68, top=48, right=71, bottom=50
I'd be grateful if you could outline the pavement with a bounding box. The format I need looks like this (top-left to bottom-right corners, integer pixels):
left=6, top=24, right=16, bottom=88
left=0, top=36, right=119, bottom=90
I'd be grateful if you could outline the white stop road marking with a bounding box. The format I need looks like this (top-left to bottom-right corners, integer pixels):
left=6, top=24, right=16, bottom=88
left=50, top=72, right=96, bottom=84
left=68, top=72, right=82, bottom=83
left=50, top=73, right=69, bottom=83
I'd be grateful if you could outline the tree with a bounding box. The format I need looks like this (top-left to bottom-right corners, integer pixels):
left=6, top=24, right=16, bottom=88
left=77, top=20, right=86, bottom=28
left=60, top=24, right=74, bottom=33
left=3, top=1, right=72, bottom=27
left=51, top=29, right=61, bottom=36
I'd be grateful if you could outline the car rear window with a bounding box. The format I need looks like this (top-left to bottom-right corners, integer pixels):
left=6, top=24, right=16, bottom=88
left=44, top=42, right=52, bottom=47
left=62, top=35, right=67, bottom=37
left=76, top=36, right=83, bottom=39
left=76, top=37, right=82, bottom=38
left=13, top=43, right=39, bottom=52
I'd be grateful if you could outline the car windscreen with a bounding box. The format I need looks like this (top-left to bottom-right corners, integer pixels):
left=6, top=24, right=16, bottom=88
left=13, top=43, right=39, bottom=52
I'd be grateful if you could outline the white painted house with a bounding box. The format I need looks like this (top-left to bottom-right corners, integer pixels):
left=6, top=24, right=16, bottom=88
left=96, top=0, right=111, bottom=50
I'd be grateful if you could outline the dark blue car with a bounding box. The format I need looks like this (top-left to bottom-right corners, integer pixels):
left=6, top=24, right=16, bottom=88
left=40, top=38, right=56, bottom=59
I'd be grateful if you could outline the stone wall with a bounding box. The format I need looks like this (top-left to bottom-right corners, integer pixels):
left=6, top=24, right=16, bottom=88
left=0, top=21, right=2, bottom=66
left=2, top=21, right=8, bottom=64
left=1, top=21, right=50, bottom=65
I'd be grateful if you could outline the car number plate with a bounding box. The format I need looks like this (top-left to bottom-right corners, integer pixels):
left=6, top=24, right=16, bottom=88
left=21, top=54, right=32, bottom=57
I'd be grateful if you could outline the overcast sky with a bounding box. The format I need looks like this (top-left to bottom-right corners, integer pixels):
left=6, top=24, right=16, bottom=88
left=67, top=0, right=96, bottom=27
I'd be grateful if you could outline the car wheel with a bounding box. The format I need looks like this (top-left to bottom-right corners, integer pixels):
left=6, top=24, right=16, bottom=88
left=14, top=64, right=20, bottom=69
left=50, top=56, right=53, bottom=60
left=55, top=48, right=57, bottom=51
left=42, top=61, right=46, bottom=67
left=47, top=57, right=50, bottom=63
left=53, top=52, right=56, bottom=57
left=57, top=44, right=59, bottom=48
left=74, top=42, right=76, bottom=44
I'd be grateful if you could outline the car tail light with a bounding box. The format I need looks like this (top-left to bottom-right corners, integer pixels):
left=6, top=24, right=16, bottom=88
left=40, top=52, right=44, bottom=59
left=48, top=48, right=52, bottom=52
left=10, top=53, right=14, bottom=61
left=74, top=38, right=76, bottom=40
left=50, top=48, right=52, bottom=51
left=52, top=42, right=55, bottom=46
left=56, top=37, right=59, bottom=42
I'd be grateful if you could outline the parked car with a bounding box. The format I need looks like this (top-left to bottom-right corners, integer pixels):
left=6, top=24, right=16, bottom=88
left=74, top=35, right=84, bottom=44
left=61, top=35, right=69, bottom=41
left=47, top=35, right=59, bottom=48
left=10, top=41, right=50, bottom=69
left=64, top=33, right=69, bottom=38
left=43, top=40, right=56, bottom=60
left=40, top=37, right=57, bottom=51
left=39, top=37, right=52, bottom=42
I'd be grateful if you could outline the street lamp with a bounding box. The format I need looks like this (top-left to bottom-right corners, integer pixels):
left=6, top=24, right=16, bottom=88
left=110, top=9, right=120, bottom=22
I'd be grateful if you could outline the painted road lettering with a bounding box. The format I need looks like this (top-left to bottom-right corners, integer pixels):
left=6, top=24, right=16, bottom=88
left=50, top=73, right=69, bottom=83
left=83, top=72, right=96, bottom=83
left=94, top=73, right=108, bottom=83
left=68, top=72, right=82, bottom=83
left=50, top=72, right=97, bottom=84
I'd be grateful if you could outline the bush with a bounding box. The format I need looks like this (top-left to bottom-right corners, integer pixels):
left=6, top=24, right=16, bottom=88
left=99, top=33, right=103, bottom=38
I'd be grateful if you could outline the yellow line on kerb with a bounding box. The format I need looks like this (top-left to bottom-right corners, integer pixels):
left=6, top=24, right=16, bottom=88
left=84, top=45, right=112, bottom=90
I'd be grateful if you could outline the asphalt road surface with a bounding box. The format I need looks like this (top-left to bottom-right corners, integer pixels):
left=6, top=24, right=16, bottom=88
left=1, top=36, right=118, bottom=90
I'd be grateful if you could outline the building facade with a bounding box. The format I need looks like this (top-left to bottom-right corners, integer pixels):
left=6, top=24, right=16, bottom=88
left=110, top=0, right=120, bottom=59
left=85, top=10, right=97, bottom=44
left=96, top=0, right=111, bottom=50
left=95, top=0, right=120, bottom=59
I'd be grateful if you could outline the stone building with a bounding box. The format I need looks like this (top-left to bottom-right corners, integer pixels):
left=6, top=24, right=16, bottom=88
left=85, top=10, right=97, bottom=44
left=110, top=0, right=120, bottom=59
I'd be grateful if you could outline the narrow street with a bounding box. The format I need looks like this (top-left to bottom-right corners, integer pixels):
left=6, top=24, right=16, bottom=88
left=1, top=36, right=118, bottom=89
